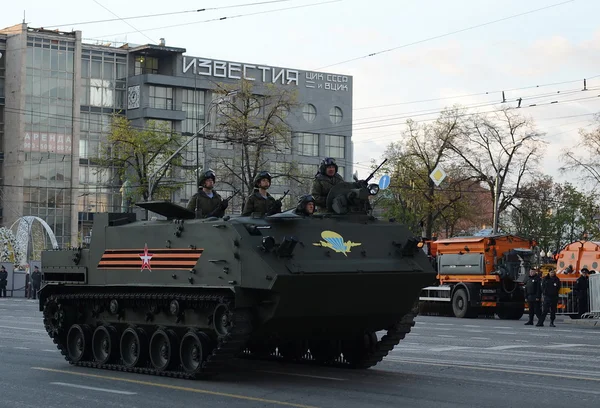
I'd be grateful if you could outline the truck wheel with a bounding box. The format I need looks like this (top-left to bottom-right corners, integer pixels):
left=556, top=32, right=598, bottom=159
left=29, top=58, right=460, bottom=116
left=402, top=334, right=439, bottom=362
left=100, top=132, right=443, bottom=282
left=452, top=289, right=470, bottom=318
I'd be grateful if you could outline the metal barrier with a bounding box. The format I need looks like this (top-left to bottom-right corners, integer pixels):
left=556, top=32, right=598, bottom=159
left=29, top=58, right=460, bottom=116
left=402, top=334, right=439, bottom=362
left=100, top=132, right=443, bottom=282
left=583, top=273, right=600, bottom=318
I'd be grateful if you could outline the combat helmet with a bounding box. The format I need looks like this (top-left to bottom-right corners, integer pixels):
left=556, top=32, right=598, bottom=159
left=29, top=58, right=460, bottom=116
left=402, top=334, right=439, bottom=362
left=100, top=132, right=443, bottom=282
left=198, top=169, right=216, bottom=186
left=296, top=194, right=315, bottom=215
left=254, top=171, right=272, bottom=188
left=319, top=157, right=338, bottom=175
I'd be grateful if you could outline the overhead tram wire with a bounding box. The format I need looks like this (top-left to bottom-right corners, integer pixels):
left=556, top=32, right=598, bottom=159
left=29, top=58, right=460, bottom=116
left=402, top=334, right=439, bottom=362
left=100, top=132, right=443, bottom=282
left=353, top=74, right=600, bottom=111
left=5, top=85, right=600, bottom=141
left=43, top=0, right=302, bottom=28
left=314, top=0, right=576, bottom=70
left=94, top=0, right=343, bottom=38
left=91, top=0, right=156, bottom=45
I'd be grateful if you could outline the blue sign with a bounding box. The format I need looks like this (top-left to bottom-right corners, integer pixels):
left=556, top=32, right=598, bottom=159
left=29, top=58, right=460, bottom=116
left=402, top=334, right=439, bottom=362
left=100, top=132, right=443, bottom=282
left=378, top=174, right=391, bottom=190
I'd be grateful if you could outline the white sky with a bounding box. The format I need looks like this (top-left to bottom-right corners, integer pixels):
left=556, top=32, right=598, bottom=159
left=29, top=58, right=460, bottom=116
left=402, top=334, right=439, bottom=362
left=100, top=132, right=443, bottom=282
left=3, top=0, right=599, bottom=185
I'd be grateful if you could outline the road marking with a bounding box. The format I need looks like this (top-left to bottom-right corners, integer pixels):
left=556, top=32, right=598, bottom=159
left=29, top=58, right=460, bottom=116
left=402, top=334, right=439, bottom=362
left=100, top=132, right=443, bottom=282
left=0, top=325, right=46, bottom=333
left=32, top=367, right=319, bottom=408
left=43, top=349, right=58, bottom=353
left=388, top=357, right=600, bottom=381
left=466, top=330, right=483, bottom=333
left=428, top=346, right=471, bottom=352
left=464, top=325, right=481, bottom=328
left=485, top=345, right=536, bottom=350
left=13, top=347, right=30, bottom=350
left=257, top=370, right=346, bottom=381
left=544, top=344, right=587, bottom=349
left=437, top=335, right=456, bottom=338
left=433, top=323, right=455, bottom=326
left=527, top=333, right=550, bottom=337
left=515, top=340, right=529, bottom=343
left=554, top=329, right=573, bottom=332
left=493, top=326, right=511, bottom=329
left=495, top=331, right=518, bottom=335
left=470, top=337, right=490, bottom=340
left=50, top=382, right=137, bottom=395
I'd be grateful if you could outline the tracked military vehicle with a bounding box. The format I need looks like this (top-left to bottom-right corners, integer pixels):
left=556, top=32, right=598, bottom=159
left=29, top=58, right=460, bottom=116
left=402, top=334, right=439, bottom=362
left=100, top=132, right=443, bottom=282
left=39, top=175, right=437, bottom=379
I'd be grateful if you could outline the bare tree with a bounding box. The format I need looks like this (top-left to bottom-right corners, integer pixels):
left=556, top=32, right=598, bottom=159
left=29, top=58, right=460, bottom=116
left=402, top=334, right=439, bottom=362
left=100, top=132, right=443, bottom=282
left=449, top=107, right=546, bottom=231
left=560, top=113, right=600, bottom=189
left=202, top=79, right=301, bottom=208
left=380, top=107, right=475, bottom=238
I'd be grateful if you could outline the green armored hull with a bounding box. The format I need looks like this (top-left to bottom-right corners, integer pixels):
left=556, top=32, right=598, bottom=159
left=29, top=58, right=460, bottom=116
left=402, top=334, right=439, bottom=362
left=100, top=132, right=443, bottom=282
left=39, top=182, right=437, bottom=379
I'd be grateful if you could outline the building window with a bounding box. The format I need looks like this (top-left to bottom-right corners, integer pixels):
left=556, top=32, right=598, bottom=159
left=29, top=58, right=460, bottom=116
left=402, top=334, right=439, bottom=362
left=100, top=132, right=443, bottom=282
left=329, top=106, right=343, bottom=124
left=134, top=56, right=158, bottom=75
left=295, top=132, right=319, bottom=157
left=325, top=135, right=345, bottom=159
left=338, top=166, right=345, bottom=178
left=302, top=104, right=316, bottom=122
left=149, top=86, right=173, bottom=110
left=182, top=89, right=205, bottom=135
left=270, top=161, right=291, bottom=186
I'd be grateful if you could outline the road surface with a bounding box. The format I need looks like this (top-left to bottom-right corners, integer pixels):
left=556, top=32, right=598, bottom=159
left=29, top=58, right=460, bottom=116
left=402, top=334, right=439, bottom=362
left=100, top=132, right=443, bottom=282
left=1, top=297, right=599, bottom=408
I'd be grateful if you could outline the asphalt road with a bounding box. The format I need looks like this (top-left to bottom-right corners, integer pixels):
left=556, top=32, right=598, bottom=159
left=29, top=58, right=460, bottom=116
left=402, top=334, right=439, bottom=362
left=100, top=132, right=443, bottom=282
left=1, top=297, right=600, bottom=408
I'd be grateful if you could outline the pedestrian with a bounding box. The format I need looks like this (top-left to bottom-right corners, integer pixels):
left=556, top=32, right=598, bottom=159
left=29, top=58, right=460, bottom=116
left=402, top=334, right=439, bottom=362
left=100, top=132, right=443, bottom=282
left=524, top=269, right=542, bottom=326
left=540, top=268, right=561, bottom=327
left=30, top=266, right=42, bottom=300
left=574, top=268, right=590, bottom=316
left=0, top=265, right=7, bottom=297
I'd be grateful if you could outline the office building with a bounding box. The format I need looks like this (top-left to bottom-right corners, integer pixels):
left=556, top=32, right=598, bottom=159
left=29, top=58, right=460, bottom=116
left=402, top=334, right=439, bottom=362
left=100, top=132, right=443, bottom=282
left=0, top=23, right=353, bottom=247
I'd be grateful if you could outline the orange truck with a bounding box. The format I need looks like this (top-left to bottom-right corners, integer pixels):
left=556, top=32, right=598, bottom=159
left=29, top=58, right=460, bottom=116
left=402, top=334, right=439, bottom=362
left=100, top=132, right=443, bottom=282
left=419, top=234, right=536, bottom=319
left=553, top=240, right=599, bottom=317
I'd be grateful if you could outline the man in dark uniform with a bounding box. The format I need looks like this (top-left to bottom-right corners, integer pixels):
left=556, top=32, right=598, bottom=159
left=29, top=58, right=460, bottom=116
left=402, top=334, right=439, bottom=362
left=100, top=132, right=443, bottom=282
left=0, top=265, right=7, bottom=297
left=539, top=268, right=561, bottom=327
left=31, top=266, right=42, bottom=300
left=524, top=269, right=542, bottom=326
left=242, top=171, right=282, bottom=217
left=186, top=169, right=228, bottom=218
left=294, top=194, right=315, bottom=216
left=311, top=157, right=344, bottom=211
left=574, top=268, right=590, bottom=316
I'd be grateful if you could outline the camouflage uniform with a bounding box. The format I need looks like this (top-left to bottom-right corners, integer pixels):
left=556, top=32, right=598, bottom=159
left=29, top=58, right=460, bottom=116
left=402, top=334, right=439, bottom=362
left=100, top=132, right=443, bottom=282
left=311, top=173, right=345, bottom=209
left=242, top=191, right=281, bottom=216
left=186, top=190, right=226, bottom=218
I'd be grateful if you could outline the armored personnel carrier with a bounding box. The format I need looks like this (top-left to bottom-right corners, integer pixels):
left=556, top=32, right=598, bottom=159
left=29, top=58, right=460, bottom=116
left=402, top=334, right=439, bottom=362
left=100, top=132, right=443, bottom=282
left=39, top=177, right=436, bottom=379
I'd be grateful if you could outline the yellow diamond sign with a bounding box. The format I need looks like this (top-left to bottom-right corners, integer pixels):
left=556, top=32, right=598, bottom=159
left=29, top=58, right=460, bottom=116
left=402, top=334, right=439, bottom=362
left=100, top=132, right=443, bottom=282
left=429, top=165, right=446, bottom=186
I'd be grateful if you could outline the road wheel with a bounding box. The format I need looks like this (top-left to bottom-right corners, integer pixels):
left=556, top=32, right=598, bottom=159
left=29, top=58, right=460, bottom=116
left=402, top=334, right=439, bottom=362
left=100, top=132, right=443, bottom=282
left=452, top=289, right=471, bottom=318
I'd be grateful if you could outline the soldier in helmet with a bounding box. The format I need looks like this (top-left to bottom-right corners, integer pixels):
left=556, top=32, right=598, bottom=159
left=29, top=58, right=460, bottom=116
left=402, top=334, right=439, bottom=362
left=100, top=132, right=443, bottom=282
left=242, top=171, right=282, bottom=216
left=186, top=169, right=228, bottom=218
left=311, top=157, right=344, bottom=211
left=294, top=194, right=315, bottom=216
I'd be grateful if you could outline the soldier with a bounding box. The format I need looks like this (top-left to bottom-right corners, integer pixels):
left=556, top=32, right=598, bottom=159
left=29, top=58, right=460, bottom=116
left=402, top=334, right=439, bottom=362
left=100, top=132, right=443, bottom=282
left=539, top=268, right=561, bottom=327
left=242, top=171, right=282, bottom=217
left=311, top=157, right=344, bottom=211
left=186, top=169, right=228, bottom=218
left=0, top=265, right=7, bottom=297
left=524, top=269, right=542, bottom=326
left=294, top=194, right=315, bottom=216
left=30, top=265, right=42, bottom=300
left=574, top=268, right=590, bottom=316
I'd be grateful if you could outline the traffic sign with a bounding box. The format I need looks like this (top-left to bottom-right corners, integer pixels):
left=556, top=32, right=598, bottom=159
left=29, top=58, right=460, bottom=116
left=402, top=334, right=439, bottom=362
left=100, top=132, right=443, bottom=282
left=378, top=174, right=391, bottom=189
left=429, top=165, right=447, bottom=186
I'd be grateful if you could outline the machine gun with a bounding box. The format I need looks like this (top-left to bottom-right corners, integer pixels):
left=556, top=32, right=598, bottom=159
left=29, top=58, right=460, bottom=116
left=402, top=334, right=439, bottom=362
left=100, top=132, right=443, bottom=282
left=353, top=158, right=388, bottom=189
left=326, top=159, right=388, bottom=215
left=205, top=189, right=241, bottom=218
left=267, top=190, right=289, bottom=215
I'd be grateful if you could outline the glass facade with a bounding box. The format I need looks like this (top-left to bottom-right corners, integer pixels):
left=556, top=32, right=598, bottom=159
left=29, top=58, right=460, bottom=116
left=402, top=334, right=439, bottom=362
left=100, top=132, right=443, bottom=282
left=78, top=48, right=128, bottom=239
left=23, top=35, right=75, bottom=247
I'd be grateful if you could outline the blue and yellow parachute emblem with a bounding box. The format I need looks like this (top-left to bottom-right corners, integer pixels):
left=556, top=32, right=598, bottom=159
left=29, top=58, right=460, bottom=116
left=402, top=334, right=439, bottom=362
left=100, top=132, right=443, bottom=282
left=313, top=230, right=361, bottom=256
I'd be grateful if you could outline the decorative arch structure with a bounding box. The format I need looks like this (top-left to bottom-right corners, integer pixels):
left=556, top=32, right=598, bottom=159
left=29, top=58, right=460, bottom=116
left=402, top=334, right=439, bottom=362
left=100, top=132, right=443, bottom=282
left=10, top=216, right=59, bottom=265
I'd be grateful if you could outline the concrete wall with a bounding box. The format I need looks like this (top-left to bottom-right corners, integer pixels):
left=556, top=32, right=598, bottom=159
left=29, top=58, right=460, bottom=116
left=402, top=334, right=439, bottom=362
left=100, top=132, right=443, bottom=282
left=2, top=24, right=26, bottom=229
